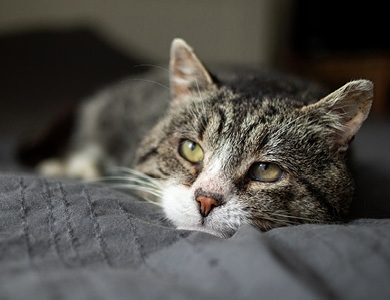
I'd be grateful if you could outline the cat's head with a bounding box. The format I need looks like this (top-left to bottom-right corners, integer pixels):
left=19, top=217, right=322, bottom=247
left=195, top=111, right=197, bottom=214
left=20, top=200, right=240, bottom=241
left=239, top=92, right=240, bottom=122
left=135, top=38, right=373, bottom=238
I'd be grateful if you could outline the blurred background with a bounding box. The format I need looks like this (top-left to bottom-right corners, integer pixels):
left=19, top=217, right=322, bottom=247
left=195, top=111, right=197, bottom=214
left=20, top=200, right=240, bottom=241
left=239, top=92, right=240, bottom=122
left=1, top=0, right=389, bottom=130
left=0, top=0, right=389, bottom=216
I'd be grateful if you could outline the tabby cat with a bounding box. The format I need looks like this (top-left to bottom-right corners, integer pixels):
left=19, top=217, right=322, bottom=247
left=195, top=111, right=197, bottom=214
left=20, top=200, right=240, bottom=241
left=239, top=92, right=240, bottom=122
left=39, top=38, right=373, bottom=238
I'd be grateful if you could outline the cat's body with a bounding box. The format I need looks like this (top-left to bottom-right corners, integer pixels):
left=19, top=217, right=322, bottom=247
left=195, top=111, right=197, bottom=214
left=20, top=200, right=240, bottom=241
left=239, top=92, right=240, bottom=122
left=38, top=39, right=373, bottom=238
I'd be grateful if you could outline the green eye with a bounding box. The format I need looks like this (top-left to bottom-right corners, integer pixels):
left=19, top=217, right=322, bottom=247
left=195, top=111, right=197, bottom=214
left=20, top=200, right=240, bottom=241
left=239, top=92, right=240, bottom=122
left=249, top=162, right=282, bottom=183
left=179, top=140, right=204, bottom=163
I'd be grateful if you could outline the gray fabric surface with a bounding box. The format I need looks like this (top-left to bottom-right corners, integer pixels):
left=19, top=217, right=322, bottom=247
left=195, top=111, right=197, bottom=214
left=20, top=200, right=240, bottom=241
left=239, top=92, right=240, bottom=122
left=1, top=174, right=390, bottom=300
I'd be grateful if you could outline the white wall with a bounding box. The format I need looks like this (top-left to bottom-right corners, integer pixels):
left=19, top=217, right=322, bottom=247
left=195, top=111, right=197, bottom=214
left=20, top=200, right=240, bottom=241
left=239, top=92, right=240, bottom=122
left=0, top=0, right=295, bottom=66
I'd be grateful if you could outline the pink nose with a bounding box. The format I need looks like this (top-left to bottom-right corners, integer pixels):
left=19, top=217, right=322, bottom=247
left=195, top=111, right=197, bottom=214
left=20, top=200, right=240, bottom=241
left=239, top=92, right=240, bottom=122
left=196, top=195, right=219, bottom=217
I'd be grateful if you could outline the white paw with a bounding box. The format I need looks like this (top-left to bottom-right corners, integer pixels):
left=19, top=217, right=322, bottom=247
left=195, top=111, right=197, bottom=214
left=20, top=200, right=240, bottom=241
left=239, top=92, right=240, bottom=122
left=37, top=155, right=101, bottom=179
left=37, top=159, right=66, bottom=177
left=37, top=145, right=103, bottom=179
left=65, top=154, right=101, bottom=179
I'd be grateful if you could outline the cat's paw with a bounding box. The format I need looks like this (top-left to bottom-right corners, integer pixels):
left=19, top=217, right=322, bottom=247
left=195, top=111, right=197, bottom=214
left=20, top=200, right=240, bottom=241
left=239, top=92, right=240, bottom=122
left=37, top=159, right=67, bottom=177
left=65, top=154, right=101, bottom=179
left=37, top=156, right=101, bottom=179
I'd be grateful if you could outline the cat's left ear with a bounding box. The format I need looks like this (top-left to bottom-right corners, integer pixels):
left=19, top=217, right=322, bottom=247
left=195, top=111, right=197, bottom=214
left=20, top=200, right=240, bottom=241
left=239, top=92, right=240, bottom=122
left=302, top=79, right=373, bottom=152
left=169, top=38, right=216, bottom=101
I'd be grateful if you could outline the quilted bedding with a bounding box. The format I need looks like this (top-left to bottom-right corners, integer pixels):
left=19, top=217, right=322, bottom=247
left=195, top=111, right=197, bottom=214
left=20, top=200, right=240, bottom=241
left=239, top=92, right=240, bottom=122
left=1, top=174, right=390, bottom=300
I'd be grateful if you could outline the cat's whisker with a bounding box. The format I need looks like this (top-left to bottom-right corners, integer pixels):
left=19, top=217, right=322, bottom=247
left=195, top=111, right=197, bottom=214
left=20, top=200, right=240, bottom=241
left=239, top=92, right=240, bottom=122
left=119, top=180, right=161, bottom=193
left=113, top=166, right=161, bottom=180
left=260, top=216, right=297, bottom=227
left=112, top=183, right=163, bottom=195
left=112, top=184, right=163, bottom=203
left=124, top=176, right=162, bottom=191
left=133, top=64, right=170, bottom=73
left=272, top=113, right=310, bottom=141
left=89, top=178, right=163, bottom=207
left=112, top=167, right=165, bottom=184
left=122, top=78, right=173, bottom=93
left=105, top=172, right=159, bottom=183
left=194, top=78, right=205, bottom=101
left=252, top=211, right=301, bottom=227
left=95, top=175, right=161, bottom=190
left=94, top=166, right=165, bottom=208
left=266, top=211, right=318, bottom=223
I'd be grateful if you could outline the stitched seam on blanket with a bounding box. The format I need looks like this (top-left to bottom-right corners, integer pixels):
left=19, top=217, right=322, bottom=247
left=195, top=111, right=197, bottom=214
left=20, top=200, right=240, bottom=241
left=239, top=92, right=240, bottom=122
left=114, top=200, right=176, bottom=274
left=59, top=182, right=84, bottom=266
left=83, top=185, right=111, bottom=267
left=43, top=179, right=68, bottom=267
left=116, top=200, right=144, bottom=262
left=19, top=177, right=34, bottom=268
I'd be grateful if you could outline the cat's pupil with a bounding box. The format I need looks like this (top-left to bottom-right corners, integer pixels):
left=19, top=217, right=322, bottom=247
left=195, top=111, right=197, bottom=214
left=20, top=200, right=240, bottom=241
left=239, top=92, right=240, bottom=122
left=260, top=163, right=268, bottom=171
left=189, top=141, right=196, bottom=150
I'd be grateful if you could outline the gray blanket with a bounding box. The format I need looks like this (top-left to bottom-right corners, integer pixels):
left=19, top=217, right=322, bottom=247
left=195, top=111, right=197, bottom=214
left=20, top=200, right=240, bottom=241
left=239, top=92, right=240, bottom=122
left=1, top=174, right=390, bottom=300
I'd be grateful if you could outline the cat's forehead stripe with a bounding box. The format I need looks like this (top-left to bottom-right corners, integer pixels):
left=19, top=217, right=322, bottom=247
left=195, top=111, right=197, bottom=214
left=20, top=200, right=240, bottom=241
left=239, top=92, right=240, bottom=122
left=188, top=99, right=270, bottom=162
left=216, top=107, right=227, bottom=136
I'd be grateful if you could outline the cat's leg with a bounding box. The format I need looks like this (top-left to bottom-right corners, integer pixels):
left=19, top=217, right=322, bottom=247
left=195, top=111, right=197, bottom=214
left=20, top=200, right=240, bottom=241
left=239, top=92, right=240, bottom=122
left=37, top=144, right=104, bottom=179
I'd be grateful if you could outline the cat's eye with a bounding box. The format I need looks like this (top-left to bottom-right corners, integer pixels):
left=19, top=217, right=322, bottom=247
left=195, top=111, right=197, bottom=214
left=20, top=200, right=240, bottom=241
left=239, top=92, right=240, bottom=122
left=179, top=139, right=204, bottom=163
left=249, top=162, right=282, bottom=183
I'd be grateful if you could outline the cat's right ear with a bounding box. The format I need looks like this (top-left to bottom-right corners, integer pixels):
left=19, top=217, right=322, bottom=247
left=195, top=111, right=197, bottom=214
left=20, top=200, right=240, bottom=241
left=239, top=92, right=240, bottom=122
left=169, top=38, right=216, bottom=101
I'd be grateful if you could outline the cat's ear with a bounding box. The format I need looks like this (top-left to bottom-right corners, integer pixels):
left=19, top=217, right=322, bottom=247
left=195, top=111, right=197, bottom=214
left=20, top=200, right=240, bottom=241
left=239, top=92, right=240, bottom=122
left=302, top=79, right=373, bottom=152
left=169, top=38, right=216, bottom=100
